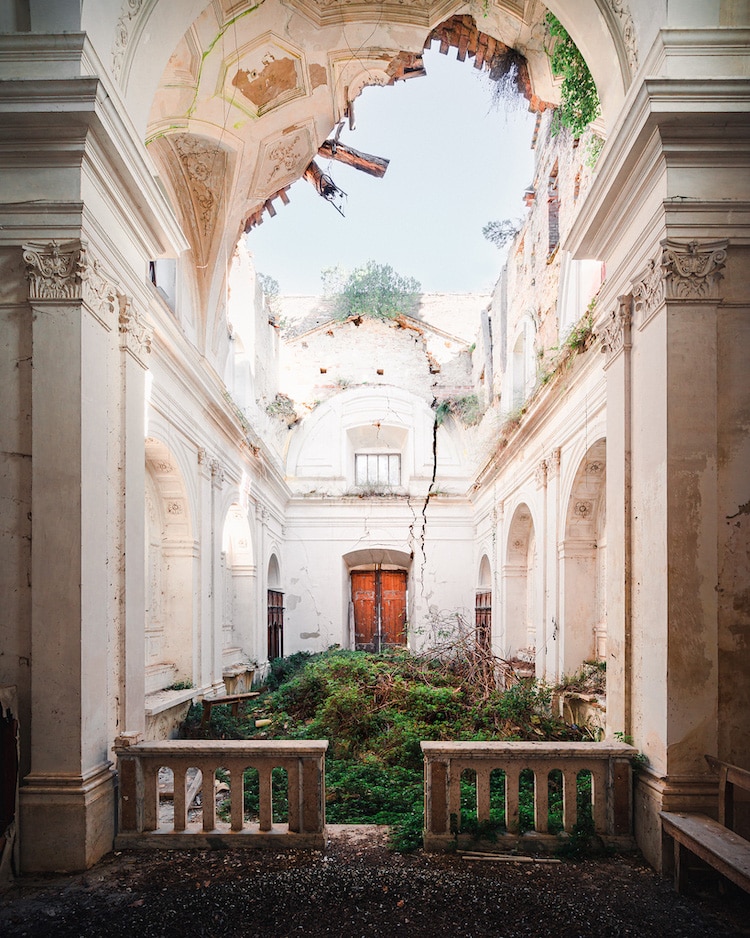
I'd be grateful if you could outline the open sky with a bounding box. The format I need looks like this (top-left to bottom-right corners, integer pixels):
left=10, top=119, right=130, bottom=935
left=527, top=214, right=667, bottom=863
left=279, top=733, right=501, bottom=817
left=246, top=45, right=537, bottom=296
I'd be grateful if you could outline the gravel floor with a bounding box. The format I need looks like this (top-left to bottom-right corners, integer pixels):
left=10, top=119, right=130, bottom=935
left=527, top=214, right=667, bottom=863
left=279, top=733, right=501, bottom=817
left=1, top=827, right=748, bottom=937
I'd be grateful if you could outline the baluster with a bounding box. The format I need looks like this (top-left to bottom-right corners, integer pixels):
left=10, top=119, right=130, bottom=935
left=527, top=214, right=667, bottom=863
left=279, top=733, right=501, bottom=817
left=591, top=767, right=607, bottom=833
left=562, top=767, right=577, bottom=832
left=118, top=755, right=139, bottom=832
left=144, top=763, right=160, bottom=832
left=173, top=764, right=187, bottom=832
left=534, top=768, right=549, bottom=833
left=202, top=763, right=216, bottom=831
left=258, top=763, right=273, bottom=831
left=504, top=765, right=520, bottom=833
left=476, top=767, right=491, bottom=823
left=287, top=760, right=301, bottom=833
left=229, top=761, right=245, bottom=832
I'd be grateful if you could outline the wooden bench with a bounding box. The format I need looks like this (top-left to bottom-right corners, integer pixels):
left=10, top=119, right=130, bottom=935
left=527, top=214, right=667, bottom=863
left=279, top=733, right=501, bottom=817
left=200, top=692, right=260, bottom=727
left=660, top=755, right=750, bottom=894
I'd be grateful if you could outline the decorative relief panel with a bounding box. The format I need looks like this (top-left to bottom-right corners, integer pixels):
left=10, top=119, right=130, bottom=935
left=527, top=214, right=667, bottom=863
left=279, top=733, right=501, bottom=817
left=220, top=34, right=307, bottom=119
left=170, top=133, right=229, bottom=251
left=662, top=239, right=728, bottom=301
left=250, top=123, right=315, bottom=200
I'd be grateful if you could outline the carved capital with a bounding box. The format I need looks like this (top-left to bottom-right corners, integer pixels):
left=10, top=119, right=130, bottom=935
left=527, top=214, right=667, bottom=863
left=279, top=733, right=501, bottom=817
left=23, top=240, right=86, bottom=301
left=600, top=295, right=632, bottom=363
left=118, top=294, right=152, bottom=362
left=661, top=239, right=728, bottom=301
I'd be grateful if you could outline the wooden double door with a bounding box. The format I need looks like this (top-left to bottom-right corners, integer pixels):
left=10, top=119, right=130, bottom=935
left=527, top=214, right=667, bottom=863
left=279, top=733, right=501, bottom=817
left=351, top=568, right=407, bottom=651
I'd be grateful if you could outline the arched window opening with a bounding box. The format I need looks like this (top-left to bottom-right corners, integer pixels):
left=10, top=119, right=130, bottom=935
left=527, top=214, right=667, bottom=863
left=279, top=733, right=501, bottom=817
left=475, top=555, right=492, bottom=654
left=267, top=554, right=283, bottom=661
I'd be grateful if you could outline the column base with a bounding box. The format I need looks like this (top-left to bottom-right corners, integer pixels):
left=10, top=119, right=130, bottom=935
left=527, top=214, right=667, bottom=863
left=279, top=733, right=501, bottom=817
left=19, top=762, right=115, bottom=872
left=634, top=768, right=718, bottom=871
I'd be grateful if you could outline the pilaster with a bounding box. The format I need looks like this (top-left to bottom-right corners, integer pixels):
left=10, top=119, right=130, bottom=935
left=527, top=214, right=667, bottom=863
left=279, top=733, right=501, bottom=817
left=19, top=240, right=117, bottom=871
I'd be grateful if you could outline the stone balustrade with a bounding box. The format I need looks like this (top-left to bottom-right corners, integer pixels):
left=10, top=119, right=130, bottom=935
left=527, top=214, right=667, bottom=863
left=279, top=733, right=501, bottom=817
left=115, top=739, right=328, bottom=849
left=421, top=741, right=636, bottom=851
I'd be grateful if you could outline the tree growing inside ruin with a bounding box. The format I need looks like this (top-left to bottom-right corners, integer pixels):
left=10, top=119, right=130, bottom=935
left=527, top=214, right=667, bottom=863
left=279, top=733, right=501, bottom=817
left=322, top=261, right=421, bottom=321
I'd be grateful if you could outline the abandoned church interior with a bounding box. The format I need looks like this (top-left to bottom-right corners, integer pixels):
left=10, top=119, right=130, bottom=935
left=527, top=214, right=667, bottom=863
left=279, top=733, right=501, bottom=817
left=0, top=0, right=748, bottom=883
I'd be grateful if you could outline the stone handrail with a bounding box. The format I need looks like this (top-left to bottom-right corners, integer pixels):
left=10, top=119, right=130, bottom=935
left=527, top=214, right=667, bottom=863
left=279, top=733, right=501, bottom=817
left=115, top=739, right=328, bottom=850
left=421, top=740, right=636, bottom=850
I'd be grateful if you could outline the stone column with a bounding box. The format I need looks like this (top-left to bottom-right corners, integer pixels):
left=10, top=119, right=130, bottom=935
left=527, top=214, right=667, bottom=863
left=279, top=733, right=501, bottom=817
left=210, top=458, right=226, bottom=694
left=19, top=241, right=117, bottom=871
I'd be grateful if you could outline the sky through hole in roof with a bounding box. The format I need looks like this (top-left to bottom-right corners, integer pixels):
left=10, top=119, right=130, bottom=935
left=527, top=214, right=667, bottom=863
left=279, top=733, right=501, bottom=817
left=246, top=45, right=537, bottom=296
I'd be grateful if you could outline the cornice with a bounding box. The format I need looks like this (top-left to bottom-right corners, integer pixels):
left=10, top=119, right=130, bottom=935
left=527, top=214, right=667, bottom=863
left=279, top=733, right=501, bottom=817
left=567, top=74, right=750, bottom=261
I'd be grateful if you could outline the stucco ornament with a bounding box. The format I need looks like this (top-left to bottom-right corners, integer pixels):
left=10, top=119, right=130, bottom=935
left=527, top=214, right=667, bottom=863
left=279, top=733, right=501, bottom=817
left=600, top=297, right=632, bottom=362
left=172, top=134, right=226, bottom=240
left=23, top=241, right=85, bottom=300
left=608, top=0, right=639, bottom=75
left=661, top=239, right=728, bottom=301
left=632, top=257, right=664, bottom=323
left=118, top=294, right=153, bottom=359
left=112, top=0, right=145, bottom=81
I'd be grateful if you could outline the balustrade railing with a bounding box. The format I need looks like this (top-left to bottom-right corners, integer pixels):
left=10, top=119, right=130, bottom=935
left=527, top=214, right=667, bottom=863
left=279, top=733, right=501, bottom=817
left=115, top=739, right=328, bottom=849
left=421, top=741, right=636, bottom=850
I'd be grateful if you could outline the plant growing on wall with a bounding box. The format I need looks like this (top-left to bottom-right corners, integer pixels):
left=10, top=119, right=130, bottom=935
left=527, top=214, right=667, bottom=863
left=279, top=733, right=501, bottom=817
left=545, top=13, right=601, bottom=137
left=322, top=261, right=421, bottom=321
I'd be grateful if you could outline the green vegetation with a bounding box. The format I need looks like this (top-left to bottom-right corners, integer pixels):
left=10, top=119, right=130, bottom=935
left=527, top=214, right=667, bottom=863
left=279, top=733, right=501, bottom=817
left=184, top=646, right=587, bottom=851
left=322, top=261, right=421, bottom=321
left=545, top=13, right=601, bottom=137
left=435, top=394, right=484, bottom=427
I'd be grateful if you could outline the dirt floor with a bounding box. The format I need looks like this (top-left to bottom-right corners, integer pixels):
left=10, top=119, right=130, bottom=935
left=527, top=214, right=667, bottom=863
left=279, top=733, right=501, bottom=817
left=1, top=826, right=748, bottom=937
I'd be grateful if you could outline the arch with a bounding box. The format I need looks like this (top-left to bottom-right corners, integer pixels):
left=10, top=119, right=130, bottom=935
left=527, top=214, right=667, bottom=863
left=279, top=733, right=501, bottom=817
left=559, top=439, right=607, bottom=673
left=476, top=554, right=492, bottom=654
left=144, top=438, right=196, bottom=693
left=503, top=503, right=538, bottom=670
left=267, top=553, right=283, bottom=660
left=221, top=503, right=256, bottom=668
left=510, top=315, right=536, bottom=410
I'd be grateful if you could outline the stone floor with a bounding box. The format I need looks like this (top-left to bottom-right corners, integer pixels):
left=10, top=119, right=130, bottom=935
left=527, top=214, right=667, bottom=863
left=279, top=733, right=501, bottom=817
left=0, top=827, right=748, bottom=937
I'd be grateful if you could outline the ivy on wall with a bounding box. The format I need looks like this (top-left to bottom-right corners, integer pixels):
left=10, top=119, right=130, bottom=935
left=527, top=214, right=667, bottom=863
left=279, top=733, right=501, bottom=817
left=545, top=13, right=601, bottom=137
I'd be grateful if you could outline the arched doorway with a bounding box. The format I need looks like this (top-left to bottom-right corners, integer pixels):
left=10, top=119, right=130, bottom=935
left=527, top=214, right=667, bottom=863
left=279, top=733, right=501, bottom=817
left=267, top=553, right=283, bottom=661
left=504, top=504, right=538, bottom=670
left=144, top=439, right=195, bottom=694
left=476, top=554, right=492, bottom=654
left=343, top=549, right=411, bottom=652
left=560, top=440, right=607, bottom=672
left=221, top=503, right=255, bottom=667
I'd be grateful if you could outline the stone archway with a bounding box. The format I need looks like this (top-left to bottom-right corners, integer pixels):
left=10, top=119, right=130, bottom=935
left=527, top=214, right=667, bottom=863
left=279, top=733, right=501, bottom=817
left=144, top=439, right=196, bottom=694
left=503, top=504, right=538, bottom=670
left=560, top=440, right=607, bottom=674
left=221, top=503, right=255, bottom=669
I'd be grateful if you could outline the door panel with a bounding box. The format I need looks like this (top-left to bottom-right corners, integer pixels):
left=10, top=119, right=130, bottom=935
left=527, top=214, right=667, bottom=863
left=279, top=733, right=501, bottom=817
left=381, top=569, right=407, bottom=645
left=351, top=571, right=376, bottom=647
left=351, top=569, right=407, bottom=649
